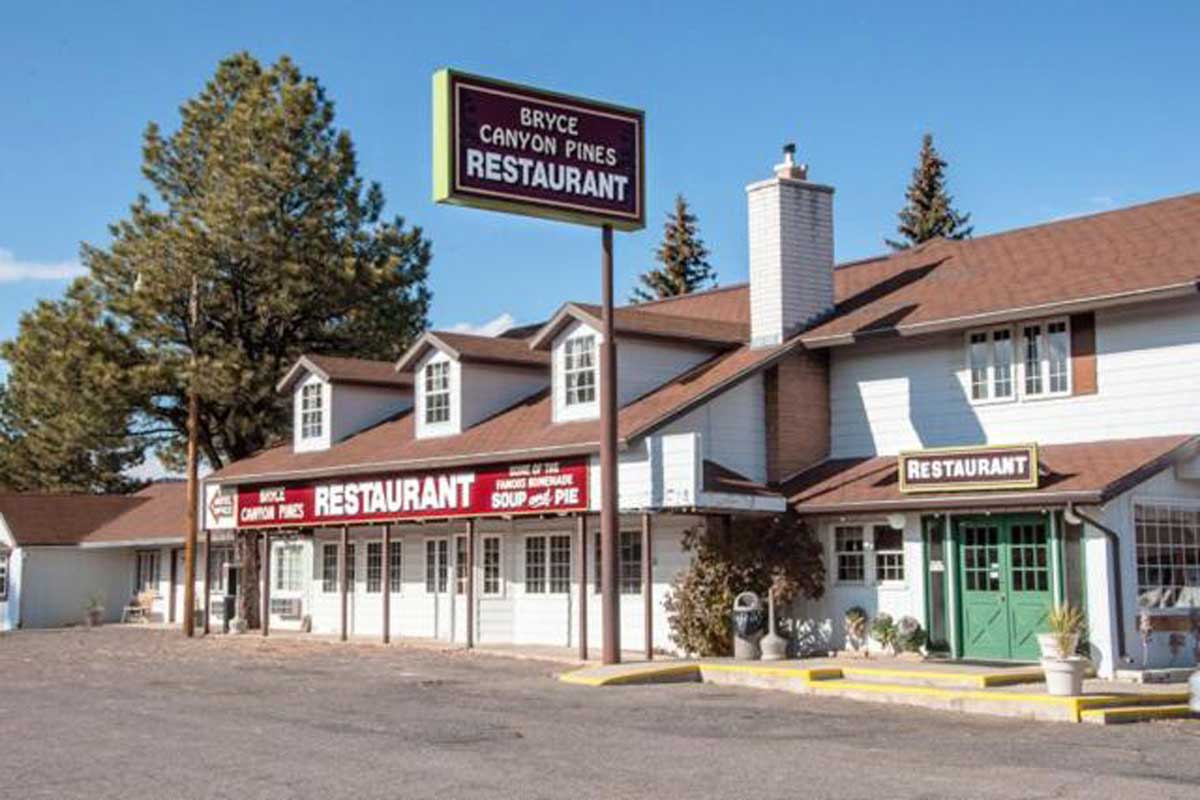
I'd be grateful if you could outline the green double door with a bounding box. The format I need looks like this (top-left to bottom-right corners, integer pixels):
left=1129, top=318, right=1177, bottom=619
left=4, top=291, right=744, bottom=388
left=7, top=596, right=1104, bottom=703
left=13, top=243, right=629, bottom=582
left=957, top=515, right=1054, bottom=661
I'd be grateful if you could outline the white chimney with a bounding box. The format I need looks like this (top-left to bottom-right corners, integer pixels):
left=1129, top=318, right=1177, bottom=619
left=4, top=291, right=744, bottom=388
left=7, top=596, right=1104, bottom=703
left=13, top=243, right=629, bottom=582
left=747, top=143, right=835, bottom=348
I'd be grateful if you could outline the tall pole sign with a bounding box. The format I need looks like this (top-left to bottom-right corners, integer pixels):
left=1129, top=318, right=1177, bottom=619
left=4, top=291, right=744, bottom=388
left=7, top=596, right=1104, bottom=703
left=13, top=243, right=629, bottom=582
left=433, top=69, right=645, bottom=664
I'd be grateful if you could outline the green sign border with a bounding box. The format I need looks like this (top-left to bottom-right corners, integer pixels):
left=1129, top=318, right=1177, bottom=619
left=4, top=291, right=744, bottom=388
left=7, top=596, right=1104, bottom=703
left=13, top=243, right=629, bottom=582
left=432, top=68, right=645, bottom=231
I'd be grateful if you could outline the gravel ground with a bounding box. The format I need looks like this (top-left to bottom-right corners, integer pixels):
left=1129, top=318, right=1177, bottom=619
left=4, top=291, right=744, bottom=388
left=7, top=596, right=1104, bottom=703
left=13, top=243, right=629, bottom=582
left=1, top=627, right=1198, bottom=800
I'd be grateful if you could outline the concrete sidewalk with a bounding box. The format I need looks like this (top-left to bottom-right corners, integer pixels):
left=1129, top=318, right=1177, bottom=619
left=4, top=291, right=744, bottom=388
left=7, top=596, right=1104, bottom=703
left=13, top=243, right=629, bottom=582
left=560, top=656, right=1196, bottom=724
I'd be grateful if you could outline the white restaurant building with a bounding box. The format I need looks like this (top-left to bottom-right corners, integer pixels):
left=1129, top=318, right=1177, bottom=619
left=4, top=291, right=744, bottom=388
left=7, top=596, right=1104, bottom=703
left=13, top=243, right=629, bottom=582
left=202, top=151, right=1200, bottom=675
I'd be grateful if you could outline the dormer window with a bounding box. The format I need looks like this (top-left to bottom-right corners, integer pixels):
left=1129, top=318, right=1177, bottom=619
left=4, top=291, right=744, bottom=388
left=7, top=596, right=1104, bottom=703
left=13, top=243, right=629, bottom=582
left=300, top=383, right=324, bottom=439
left=424, top=361, right=451, bottom=424
left=563, top=334, right=597, bottom=406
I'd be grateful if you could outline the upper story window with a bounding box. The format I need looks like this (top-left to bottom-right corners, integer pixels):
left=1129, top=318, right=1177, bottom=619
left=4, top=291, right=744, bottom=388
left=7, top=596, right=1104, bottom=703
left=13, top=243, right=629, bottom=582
left=424, top=361, right=451, bottom=424
left=563, top=334, right=597, bottom=406
left=967, top=317, right=1070, bottom=403
left=300, top=383, right=324, bottom=439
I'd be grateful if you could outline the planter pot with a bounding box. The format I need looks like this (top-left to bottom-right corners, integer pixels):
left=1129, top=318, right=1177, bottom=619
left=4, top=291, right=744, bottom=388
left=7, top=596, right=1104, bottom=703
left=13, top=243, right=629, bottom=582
left=84, top=608, right=104, bottom=628
left=1042, top=657, right=1089, bottom=696
left=1038, top=632, right=1079, bottom=660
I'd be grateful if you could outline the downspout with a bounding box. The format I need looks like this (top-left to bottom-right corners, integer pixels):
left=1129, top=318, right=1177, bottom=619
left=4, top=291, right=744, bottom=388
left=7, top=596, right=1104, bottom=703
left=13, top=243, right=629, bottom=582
left=1066, top=503, right=1128, bottom=662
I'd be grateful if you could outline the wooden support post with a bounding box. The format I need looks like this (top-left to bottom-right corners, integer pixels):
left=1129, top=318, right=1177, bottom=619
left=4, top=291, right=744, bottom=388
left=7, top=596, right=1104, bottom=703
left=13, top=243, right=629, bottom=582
left=642, top=513, right=653, bottom=661
left=203, top=529, right=211, bottom=635
left=381, top=524, right=391, bottom=644
left=168, top=548, right=178, bottom=625
left=465, top=519, right=476, bottom=649
left=340, top=525, right=349, bottom=642
left=577, top=513, right=589, bottom=661
left=261, top=531, right=271, bottom=637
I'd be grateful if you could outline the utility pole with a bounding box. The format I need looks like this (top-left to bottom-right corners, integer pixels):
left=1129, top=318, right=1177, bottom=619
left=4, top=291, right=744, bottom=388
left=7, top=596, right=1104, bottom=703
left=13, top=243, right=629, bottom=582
left=182, top=272, right=200, bottom=637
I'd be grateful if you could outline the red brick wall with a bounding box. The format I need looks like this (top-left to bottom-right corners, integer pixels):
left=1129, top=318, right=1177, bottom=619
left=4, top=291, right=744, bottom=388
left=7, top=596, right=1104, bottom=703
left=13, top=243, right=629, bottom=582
left=764, top=347, right=830, bottom=484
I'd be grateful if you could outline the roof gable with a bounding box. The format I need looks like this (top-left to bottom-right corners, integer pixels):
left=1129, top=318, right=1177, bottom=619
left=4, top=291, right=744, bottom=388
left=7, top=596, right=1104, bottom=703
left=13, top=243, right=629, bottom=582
left=277, top=354, right=413, bottom=393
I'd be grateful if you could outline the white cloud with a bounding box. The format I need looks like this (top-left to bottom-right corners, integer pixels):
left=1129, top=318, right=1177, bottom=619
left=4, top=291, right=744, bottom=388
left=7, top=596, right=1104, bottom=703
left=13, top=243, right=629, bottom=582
left=0, top=248, right=87, bottom=283
left=449, top=312, right=516, bottom=338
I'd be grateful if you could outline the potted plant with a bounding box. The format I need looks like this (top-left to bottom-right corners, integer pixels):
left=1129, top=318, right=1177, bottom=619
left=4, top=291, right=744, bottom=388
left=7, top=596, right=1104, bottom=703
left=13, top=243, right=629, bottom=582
left=896, top=616, right=927, bottom=660
left=1041, top=605, right=1088, bottom=696
left=84, top=594, right=105, bottom=628
left=870, top=612, right=899, bottom=656
left=843, top=606, right=868, bottom=656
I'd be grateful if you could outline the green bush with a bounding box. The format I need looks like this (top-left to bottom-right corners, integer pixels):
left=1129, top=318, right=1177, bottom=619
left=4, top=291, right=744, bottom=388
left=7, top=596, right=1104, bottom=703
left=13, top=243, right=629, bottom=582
left=897, top=615, right=927, bottom=653
left=870, top=613, right=898, bottom=653
left=665, top=512, right=825, bottom=656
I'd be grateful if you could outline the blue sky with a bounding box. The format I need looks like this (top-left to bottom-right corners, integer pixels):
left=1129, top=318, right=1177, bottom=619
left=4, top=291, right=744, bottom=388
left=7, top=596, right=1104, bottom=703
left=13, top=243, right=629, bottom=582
left=3, top=1, right=1199, bottom=365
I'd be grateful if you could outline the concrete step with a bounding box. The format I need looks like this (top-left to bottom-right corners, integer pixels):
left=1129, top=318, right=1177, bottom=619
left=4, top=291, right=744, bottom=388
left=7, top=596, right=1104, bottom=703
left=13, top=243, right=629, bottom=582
left=837, top=664, right=1047, bottom=689
left=1080, top=704, right=1197, bottom=725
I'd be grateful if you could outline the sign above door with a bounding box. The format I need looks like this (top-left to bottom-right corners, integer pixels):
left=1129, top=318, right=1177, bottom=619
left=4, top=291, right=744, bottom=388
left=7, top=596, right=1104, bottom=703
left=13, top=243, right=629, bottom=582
left=898, top=444, right=1039, bottom=494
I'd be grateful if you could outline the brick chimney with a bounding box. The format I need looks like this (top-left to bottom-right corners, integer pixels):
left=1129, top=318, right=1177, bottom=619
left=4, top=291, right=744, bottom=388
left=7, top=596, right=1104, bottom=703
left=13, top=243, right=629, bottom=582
left=747, top=144, right=835, bottom=348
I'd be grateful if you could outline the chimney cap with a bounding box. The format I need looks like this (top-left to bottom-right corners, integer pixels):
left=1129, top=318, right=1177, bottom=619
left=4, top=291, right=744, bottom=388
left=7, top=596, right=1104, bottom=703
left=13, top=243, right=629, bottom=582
left=775, top=143, right=807, bottom=180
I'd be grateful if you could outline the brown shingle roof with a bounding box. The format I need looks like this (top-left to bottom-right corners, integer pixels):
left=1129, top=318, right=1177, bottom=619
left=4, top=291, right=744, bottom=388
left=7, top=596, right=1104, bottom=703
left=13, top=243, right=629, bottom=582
left=278, top=354, right=413, bottom=392
left=88, top=482, right=189, bottom=543
left=0, top=493, right=142, bottom=546
left=208, top=338, right=801, bottom=484
left=803, top=193, right=1200, bottom=345
left=630, top=283, right=751, bottom=325
left=783, top=435, right=1197, bottom=514
left=433, top=331, right=549, bottom=366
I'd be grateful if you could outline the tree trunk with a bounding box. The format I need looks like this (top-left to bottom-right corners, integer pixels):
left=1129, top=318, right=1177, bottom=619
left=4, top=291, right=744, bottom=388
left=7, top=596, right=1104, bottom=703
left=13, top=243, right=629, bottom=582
left=237, top=532, right=261, bottom=629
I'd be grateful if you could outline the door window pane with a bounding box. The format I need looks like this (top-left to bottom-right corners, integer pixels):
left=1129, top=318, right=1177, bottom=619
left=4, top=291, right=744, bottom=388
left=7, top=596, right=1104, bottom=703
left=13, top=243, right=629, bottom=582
left=549, top=535, right=571, bottom=594
left=525, top=537, right=547, bottom=593
left=366, top=542, right=382, bottom=593
left=482, top=536, right=501, bottom=595
left=388, top=540, right=403, bottom=593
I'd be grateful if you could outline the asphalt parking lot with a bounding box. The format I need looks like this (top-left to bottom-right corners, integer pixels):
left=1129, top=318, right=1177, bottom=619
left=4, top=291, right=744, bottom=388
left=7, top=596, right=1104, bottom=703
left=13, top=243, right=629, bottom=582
left=2, top=627, right=1198, bottom=800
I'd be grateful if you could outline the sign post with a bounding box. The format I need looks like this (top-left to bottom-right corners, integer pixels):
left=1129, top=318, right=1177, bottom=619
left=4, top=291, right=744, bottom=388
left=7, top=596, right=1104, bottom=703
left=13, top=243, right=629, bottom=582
left=433, top=69, right=644, bottom=664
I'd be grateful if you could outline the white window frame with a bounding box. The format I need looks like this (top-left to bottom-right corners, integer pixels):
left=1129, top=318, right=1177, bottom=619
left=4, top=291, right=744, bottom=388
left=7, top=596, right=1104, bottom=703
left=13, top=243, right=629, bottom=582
left=455, top=535, right=469, bottom=595
left=524, top=535, right=549, bottom=594
left=273, top=543, right=305, bottom=593
left=388, top=538, right=404, bottom=595
left=481, top=535, right=503, bottom=597
left=966, top=316, right=1071, bottom=405
left=833, top=526, right=866, bottom=585
left=300, top=382, right=324, bottom=439
left=1134, top=499, right=1200, bottom=612
left=592, top=530, right=644, bottom=595
left=425, top=537, right=449, bottom=594
left=872, top=524, right=906, bottom=586
left=423, top=361, right=451, bottom=425
left=321, top=543, right=339, bottom=593
left=366, top=541, right=383, bottom=594
left=208, top=545, right=234, bottom=594
left=563, top=334, right=597, bottom=407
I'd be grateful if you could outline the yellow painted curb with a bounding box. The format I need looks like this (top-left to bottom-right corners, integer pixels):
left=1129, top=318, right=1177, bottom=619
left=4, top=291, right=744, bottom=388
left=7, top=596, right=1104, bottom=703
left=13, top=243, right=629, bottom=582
left=559, top=663, right=700, bottom=687
left=1080, top=704, right=1196, bottom=724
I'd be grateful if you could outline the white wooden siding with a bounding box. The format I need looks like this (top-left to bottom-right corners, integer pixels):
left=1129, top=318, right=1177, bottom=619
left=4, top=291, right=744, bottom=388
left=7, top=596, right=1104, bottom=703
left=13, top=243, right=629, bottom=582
left=830, top=297, right=1200, bottom=457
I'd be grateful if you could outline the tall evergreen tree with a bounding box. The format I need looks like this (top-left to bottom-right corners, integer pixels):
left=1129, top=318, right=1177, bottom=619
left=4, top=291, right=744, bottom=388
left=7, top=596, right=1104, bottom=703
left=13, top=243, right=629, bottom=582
left=0, top=280, right=147, bottom=493
left=886, top=133, right=973, bottom=250
left=0, top=52, right=431, bottom=490
left=631, top=194, right=716, bottom=302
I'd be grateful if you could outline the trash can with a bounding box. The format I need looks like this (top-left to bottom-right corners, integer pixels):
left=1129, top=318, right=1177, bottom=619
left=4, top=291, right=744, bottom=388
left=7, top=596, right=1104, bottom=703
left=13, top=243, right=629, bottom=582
left=222, top=595, right=237, bottom=634
left=732, top=591, right=765, bottom=660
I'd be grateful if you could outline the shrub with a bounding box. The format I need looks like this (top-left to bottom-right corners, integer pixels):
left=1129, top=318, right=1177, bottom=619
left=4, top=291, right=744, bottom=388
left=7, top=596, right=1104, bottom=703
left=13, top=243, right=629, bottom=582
left=665, top=512, right=825, bottom=656
left=897, top=615, right=927, bottom=653
left=844, top=606, right=868, bottom=649
left=870, top=613, right=898, bottom=654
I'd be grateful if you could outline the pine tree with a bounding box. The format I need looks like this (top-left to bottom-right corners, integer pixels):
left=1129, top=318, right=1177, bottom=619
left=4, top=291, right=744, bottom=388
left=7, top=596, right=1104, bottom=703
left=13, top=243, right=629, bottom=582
left=0, top=52, right=431, bottom=488
left=0, top=280, right=147, bottom=493
left=631, top=195, right=716, bottom=302
left=886, top=133, right=973, bottom=250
